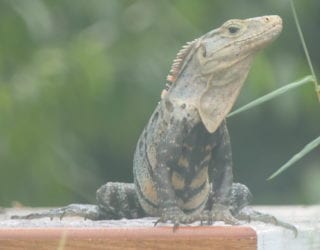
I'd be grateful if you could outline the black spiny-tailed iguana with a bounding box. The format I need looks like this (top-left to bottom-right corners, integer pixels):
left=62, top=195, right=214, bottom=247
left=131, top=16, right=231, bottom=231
left=13, top=15, right=296, bottom=234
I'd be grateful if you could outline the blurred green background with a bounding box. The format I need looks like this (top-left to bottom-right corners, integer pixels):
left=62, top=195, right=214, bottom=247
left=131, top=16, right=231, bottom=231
left=0, top=0, right=319, bottom=208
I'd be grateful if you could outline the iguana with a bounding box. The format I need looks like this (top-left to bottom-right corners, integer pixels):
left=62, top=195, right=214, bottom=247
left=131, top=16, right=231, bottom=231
left=13, top=15, right=296, bottom=233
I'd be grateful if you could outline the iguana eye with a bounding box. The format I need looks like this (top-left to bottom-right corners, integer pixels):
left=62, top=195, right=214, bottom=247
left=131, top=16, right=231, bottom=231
left=228, top=26, right=240, bottom=34
left=221, top=19, right=245, bottom=36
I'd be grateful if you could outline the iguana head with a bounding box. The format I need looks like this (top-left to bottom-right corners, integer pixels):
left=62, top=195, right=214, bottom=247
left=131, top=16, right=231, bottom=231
left=163, top=15, right=283, bottom=133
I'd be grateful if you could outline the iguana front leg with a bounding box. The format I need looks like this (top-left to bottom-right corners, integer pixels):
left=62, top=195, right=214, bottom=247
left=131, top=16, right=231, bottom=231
left=151, top=119, right=200, bottom=227
left=205, top=123, right=297, bottom=234
left=202, top=120, right=240, bottom=225
left=153, top=163, right=195, bottom=227
left=210, top=120, right=234, bottom=205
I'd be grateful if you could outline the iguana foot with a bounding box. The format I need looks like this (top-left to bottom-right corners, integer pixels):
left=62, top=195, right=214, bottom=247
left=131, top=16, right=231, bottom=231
left=235, top=206, right=298, bottom=236
left=154, top=204, right=240, bottom=231
left=11, top=204, right=102, bottom=221
left=154, top=206, right=196, bottom=230
left=200, top=204, right=240, bottom=225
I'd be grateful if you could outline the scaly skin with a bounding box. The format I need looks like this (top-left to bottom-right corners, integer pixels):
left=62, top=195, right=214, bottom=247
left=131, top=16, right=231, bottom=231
left=12, top=15, right=297, bottom=235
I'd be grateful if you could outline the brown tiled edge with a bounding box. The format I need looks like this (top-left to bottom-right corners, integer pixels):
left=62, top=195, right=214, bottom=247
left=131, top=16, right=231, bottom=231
left=0, top=226, right=257, bottom=250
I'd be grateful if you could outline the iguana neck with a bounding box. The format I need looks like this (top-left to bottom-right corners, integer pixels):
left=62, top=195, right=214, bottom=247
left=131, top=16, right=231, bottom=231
left=166, top=55, right=253, bottom=107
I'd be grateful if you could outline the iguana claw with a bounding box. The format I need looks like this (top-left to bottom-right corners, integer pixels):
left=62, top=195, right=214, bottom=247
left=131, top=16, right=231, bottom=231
left=200, top=204, right=241, bottom=225
left=154, top=206, right=196, bottom=230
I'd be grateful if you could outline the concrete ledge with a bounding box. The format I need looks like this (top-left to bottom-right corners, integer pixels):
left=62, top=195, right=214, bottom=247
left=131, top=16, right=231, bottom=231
left=0, top=206, right=319, bottom=250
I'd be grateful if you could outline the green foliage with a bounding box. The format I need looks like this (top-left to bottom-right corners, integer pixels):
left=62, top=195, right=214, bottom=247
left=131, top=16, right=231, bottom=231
left=268, top=136, right=320, bottom=180
left=0, top=0, right=319, bottom=206
left=228, top=75, right=314, bottom=117
left=290, top=0, right=320, bottom=101
left=264, top=0, right=320, bottom=180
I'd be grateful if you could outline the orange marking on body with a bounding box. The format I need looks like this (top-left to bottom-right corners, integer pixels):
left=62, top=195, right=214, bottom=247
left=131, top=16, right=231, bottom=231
left=141, top=179, right=158, bottom=205
left=171, top=171, right=185, bottom=190
left=190, top=166, right=208, bottom=189
left=178, top=156, right=190, bottom=168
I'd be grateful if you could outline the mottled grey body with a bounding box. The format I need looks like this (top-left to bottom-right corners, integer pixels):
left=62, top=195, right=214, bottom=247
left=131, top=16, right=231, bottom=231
left=12, top=15, right=296, bottom=235
left=134, top=100, right=223, bottom=216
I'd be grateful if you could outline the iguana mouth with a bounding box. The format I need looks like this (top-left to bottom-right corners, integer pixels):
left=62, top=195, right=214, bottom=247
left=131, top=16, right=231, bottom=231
left=239, top=16, right=283, bottom=48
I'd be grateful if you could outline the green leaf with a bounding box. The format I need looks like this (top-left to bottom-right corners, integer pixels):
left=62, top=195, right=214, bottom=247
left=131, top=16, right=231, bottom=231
left=268, top=136, right=320, bottom=180
left=228, top=75, right=314, bottom=117
left=290, top=0, right=320, bottom=102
